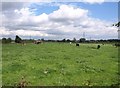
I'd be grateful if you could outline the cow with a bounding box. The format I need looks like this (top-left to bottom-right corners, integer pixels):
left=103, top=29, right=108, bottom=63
left=97, top=45, right=101, bottom=49
left=34, top=40, right=42, bottom=44
left=76, top=43, right=79, bottom=46
left=114, top=43, right=120, bottom=47
left=21, top=41, right=26, bottom=46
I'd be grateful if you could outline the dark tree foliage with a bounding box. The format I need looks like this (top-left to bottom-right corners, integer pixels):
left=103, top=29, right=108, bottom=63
left=66, top=39, right=71, bottom=42
left=62, top=39, right=66, bottom=42
left=15, top=35, right=22, bottom=43
left=7, top=38, right=12, bottom=43
left=2, top=37, right=12, bottom=43
left=73, top=37, right=76, bottom=43
left=41, top=38, right=44, bottom=41
left=79, top=38, right=86, bottom=43
left=113, top=21, right=120, bottom=27
left=115, top=21, right=120, bottom=27
left=2, top=38, right=7, bottom=43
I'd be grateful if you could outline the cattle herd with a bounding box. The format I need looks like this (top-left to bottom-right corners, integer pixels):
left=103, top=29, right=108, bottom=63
left=75, top=43, right=120, bottom=49
left=20, top=40, right=120, bottom=49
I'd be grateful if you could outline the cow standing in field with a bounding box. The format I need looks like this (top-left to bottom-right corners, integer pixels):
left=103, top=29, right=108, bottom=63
left=34, top=40, right=42, bottom=44
left=21, top=41, right=26, bottom=46
left=97, top=45, right=101, bottom=49
left=114, top=43, right=120, bottom=47
left=76, top=43, right=79, bottom=46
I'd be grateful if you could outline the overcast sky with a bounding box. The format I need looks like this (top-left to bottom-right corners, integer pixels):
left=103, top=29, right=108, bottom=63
left=0, top=0, right=119, bottom=40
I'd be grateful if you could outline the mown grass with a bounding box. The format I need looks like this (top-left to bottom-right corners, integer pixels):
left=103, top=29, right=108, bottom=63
left=2, top=42, right=119, bottom=86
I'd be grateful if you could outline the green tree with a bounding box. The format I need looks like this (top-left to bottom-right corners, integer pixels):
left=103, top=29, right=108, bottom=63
left=66, top=39, right=71, bottom=42
left=7, top=38, right=12, bottom=43
left=15, top=35, right=22, bottom=43
left=62, top=38, right=66, bottom=42
left=2, top=38, right=7, bottom=43
left=79, top=38, right=86, bottom=43
left=41, top=38, right=44, bottom=41
left=73, top=37, right=76, bottom=43
left=2, top=37, right=12, bottom=43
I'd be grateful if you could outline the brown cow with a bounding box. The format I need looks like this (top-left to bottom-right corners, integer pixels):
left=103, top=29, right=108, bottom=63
left=34, top=40, right=42, bottom=44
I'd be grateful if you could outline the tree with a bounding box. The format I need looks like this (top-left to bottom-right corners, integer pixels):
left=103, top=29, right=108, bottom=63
left=2, top=38, right=7, bottom=43
left=7, top=38, right=12, bottom=43
left=115, top=21, right=120, bottom=27
left=41, top=38, right=44, bottom=41
left=79, top=38, right=86, bottom=43
left=113, top=21, right=120, bottom=39
left=62, top=38, right=66, bottom=42
left=66, top=39, right=71, bottom=42
left=73, top=37, right=76, bottom=43
left=2, top=37, right=12, bottom=43
left=15, top=35, right=22, bottom=43
left=113, top=21, right=120, bottom=27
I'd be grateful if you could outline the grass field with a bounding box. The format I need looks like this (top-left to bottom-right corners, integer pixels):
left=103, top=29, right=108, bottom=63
left=2, top=42, right=119, bottom=86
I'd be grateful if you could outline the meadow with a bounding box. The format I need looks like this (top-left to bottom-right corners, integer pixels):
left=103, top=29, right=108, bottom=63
left=2, top=42, right=119, bottom=86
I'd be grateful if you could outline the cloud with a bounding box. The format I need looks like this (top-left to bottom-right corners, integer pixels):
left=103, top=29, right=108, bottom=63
left=82, top=0, right=105, bottom=4
left=49, top=5, right=88, bottom=22
left=14, top=29, right=49, bottom=36
left=1, top=3, right=118, bottom=40
left=2, top=2, right=26, bottom=11
left=0, top=27, right=11, bottom=35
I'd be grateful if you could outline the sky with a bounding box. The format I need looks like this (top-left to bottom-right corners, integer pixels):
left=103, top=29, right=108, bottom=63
left=0, top=0, right=119, bottom=40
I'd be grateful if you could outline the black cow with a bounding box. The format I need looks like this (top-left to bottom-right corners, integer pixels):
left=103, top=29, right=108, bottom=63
left=76, top=43, right=79, bottom=46
left=97, top=45, right=100, bottom=49
left=115, top=43, right=120, bottom=47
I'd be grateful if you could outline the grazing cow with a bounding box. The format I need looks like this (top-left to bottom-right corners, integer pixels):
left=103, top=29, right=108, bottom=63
left=97, top=45, right=100, bottom=49
left=21, top=42, right=26, bottom=46
left=115, top=43, right=120, bottom=47
left=34, top=40, right=42, bottom=44
left=76, top=43, right=79, bottom=46
left=70, top=42, right=72, bottom=45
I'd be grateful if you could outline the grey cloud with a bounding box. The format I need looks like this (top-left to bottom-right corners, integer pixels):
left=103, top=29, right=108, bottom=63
left=2, top=2, right=30, bottom=21
left=46, top=29, right=68, bottom=35
left=2, top=2, right=27, bottom=11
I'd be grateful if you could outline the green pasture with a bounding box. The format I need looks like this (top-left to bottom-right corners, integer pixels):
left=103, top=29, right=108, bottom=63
left=2, top=43, right=119, bottom=86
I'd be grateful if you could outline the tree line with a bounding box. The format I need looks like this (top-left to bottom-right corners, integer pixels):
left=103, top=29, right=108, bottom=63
left=1, top=35, right=120, bottom=44
left=1, top=35, right=34, bottom=44
left=2, top=35, right=22, bottom=44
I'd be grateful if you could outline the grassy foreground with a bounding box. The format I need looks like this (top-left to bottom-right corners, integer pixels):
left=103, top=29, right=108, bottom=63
left=2, top=42, right=119, bottom=86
